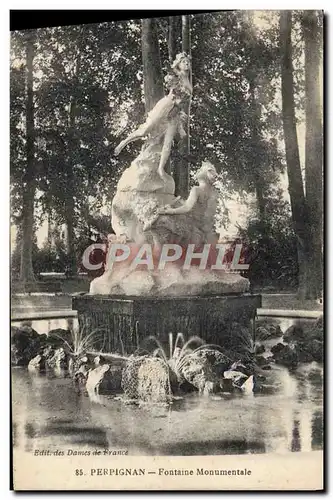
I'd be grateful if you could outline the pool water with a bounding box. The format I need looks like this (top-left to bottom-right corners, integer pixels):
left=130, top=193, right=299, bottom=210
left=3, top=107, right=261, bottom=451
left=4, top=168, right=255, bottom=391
left=12, top=358, right=323, bottom=456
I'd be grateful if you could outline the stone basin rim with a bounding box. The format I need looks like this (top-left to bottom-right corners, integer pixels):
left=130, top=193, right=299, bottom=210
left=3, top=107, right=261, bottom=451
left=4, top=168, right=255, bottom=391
left=72, top=292, right=262, bottom=303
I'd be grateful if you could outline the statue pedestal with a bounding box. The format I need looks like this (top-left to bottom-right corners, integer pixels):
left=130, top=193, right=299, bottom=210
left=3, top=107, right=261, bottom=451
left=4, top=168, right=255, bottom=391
left=72, top=293, right=262, bottom=357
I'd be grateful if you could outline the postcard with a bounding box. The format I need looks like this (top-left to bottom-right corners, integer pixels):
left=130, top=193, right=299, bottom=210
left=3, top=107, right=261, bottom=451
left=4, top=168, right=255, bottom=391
left=10, top=10, right=324, bottom=491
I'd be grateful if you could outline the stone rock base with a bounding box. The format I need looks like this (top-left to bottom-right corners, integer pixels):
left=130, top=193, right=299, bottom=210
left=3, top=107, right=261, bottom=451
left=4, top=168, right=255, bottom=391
left=90, top=265, right=250, bottom=297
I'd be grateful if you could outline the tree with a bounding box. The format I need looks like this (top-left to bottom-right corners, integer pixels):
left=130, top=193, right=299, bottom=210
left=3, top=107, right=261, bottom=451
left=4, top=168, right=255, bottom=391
left=301, top=10, right=323, bottom=298
left=34, top=26, right=106, bottom=276
left=11, top=226, right=39, bottom=279
left=10, top=34, right=26, bottom=228
left=189, top=12, right=283, bottom=185
left=280, top=10, right=323, bottom=299
left=173, top=15, right=191, bottom=198
left=20, top=30, right=37, bottom=283
left=141, top=18, right=164, bottom=112
left=168, top=16, right=179, bottom=63
left=238, top=186, right=298, bottom=290
left=33, top=22, right=143, bottom=273
left=166, top=15, right=181, bottom=179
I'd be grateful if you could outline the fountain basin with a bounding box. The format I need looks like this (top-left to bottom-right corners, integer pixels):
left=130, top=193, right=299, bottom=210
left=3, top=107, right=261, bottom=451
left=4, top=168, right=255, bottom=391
left=72, top=293, right=262, bottom=355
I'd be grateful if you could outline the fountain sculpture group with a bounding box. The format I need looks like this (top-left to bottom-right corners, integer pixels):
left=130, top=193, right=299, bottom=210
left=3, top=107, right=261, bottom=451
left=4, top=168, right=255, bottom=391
left=72, top=53, right=261, bottom=354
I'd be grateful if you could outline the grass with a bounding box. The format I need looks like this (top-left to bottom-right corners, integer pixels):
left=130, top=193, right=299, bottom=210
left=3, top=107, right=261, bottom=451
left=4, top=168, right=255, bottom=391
left=59, top=277, right=91, bottom=294
left=261, top=293, right=323, bottom=312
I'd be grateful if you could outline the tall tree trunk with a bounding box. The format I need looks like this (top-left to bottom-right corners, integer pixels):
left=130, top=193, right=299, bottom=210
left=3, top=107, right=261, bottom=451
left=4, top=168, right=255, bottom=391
left=64, top=203, right=75, bottom=275
left=256, top=184, right=266, bottom=221
left=174, top=15, right=191, bottom=199
left=141, top=18, right=164, bottom=113
left=168, top=16, right=178, bottom=63
left=168, top=16, right=181, bottom=179
left=65, top=97, right=77, bottom=277
left=64, top=30, right=86, bottom=278
left=280, top=11, right=310, bottom=298
left=46, top=210, right=52, bottom=247
left=20, top=31, right=36, bottom=283
left=141, top=18, right=169, bottom=174
left=249, top=77, right=267, bottom=223
left=302, top=10, right=323, bottom=299
left=182, top=15, right=191, bottom=54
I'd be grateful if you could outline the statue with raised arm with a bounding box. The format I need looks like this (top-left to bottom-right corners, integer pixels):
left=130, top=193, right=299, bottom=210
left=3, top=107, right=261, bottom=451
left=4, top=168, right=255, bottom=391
left=90, top=53, right=250, bottom=296
left=114, top=52, right=192, bottom=180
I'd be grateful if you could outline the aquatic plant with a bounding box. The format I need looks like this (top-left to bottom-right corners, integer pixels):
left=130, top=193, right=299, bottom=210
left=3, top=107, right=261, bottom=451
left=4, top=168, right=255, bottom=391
left=136, top=330, right=258, bottom=397
left=50, top=322, right=108, bottom=358
left=173, top=342, right=234, bottom=376
left=139, top=333, right=235, bottom=381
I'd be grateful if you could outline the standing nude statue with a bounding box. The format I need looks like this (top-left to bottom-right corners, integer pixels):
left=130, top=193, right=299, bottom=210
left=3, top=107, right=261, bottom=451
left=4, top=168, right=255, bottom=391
left=114, top=53, right=192, bottom=180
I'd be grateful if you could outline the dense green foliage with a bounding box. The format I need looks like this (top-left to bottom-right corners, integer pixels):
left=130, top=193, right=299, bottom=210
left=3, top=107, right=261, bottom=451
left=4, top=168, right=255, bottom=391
left=238, top=188, right=298, bottom=290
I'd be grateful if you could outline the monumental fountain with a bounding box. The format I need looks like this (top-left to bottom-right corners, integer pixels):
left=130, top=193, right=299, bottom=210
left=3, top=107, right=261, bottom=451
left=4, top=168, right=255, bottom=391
left=72, top=53, right=261, bottom=357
